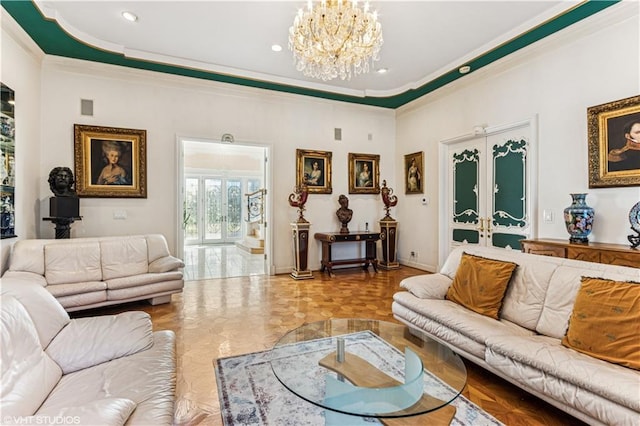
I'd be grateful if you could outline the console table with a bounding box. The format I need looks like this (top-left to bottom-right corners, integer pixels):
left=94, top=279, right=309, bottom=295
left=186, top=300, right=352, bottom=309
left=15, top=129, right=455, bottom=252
left=520, top=238, right=639, bottom=268
left=314, top=231, right=380, bottom=276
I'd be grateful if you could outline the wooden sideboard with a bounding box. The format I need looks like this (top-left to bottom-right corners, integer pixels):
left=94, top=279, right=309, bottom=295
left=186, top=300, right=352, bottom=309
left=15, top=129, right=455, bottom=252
left=520, top=238, right=640, bottom=268
left=314, top=231, right=380, bottom=276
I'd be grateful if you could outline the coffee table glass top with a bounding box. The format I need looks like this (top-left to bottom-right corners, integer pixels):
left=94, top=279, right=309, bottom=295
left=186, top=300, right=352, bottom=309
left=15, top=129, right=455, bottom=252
left=270, top=318, right=467, bottom=418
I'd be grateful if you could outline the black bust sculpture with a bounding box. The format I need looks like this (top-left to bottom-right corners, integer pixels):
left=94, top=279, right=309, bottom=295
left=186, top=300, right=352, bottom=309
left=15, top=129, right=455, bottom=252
left=45, top=167, right=80, bottom=238
left=48, top=166, right=76, bottom=197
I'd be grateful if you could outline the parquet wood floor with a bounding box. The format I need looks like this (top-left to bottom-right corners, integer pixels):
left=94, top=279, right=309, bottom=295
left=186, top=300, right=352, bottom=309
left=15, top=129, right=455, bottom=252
left=79, top=267, right=586, bottom=426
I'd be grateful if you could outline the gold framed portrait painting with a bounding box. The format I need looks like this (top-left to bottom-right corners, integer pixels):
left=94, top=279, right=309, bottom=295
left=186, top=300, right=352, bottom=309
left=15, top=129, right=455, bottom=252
left=404, top=151, right=423, bottom=194
left=74, top=124, right=147, bottom=198
left=588, top=95, right=640, bottom=188
left=296, top=149, right=332, bottom=194
left=348, top=153, right=380, bottom=194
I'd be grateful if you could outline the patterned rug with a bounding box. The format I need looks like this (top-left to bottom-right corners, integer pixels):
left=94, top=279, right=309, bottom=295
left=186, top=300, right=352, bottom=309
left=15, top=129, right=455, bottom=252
left=215, top=331, right=503, bottom=425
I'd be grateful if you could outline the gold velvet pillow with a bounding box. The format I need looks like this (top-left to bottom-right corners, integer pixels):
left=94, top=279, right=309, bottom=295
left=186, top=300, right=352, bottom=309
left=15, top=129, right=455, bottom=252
left=562, top=277, right=640, bottom=370
left=445, top=252, right=517, bottom=319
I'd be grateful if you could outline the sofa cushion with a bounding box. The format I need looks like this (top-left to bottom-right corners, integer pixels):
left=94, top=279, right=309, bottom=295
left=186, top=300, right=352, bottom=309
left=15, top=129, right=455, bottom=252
left=8, top=239, right=49, bottom=275
left=0, top=275, right=70, bottom=348
left=562, top=277, right=640, bottom=370
left=101, top=238, right=149, bottom=280
left=536, top=262, right=640, bottom=339
left=39, top=331, right=176, bottom=426
left=146, top=234, right=172, bottom=263
left=57, top=291, right=107, bottom=310
left=107, top=279, right=184, bottom=301
left=400, top=273, right=452, bottom=299
left=485, top=334, right=640, bottom=413
left=393, top=292, right=535, bottom=360
left=36, top=398, right=137, bottom=426
left=45, top=242, right=102, bottom=285
left=46, top=312, right=153, bottom=374
left=149, top=256, right=185, bottom=273
left=106, top=271, right=184, bottom=290
left=446, top=252, right=517, bottom=319
left=47, top=281, right=107, bottom=297
left=1, top=296, right=63, bottom=417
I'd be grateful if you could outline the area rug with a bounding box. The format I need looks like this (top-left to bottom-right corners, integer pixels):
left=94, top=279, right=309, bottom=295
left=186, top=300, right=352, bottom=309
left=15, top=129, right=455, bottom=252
left=215, top=331, right=503, bottom=425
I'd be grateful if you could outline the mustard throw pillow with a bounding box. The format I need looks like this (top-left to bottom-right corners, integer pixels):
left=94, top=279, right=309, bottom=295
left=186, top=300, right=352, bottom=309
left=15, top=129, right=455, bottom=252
left=562, top=277, right=640, bottom=370
left=445, top=252, right=517, bottom=319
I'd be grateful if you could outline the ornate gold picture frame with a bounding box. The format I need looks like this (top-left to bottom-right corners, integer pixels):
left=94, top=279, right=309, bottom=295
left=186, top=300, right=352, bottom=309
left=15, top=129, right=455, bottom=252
left=74, top=124, right=147, bottom=198
left=404, top=151, right=423, bottom=194
left=296, top=149, right=332, bottom=194
left=588, top=95, right=640, bottom=188
left=348, top=153, right=380, bottom=194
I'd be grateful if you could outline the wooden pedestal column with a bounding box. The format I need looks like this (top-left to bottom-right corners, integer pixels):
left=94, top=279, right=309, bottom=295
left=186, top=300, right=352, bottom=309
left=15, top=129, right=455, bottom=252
left=291, top=221, right=313, bottom=280
left=379, top=219, right=399, bottom=270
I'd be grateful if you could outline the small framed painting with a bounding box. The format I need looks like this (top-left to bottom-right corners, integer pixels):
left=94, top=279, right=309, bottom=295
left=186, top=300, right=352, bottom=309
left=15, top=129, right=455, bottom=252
left=296, top=149, right=332, bottom=194
left=348, top=153, right=380, bottom=194
left=404, top=151, right=423, bottom=194
left=588, top=95, right=640, bottom=188
left=74, top=124, right=147, bottom=198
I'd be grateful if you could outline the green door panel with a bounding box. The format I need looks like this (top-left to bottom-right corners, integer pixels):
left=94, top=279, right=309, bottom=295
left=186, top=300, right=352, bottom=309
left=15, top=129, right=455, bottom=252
left=492, top=233, right=526, bottom=249
left=492, top=139, right=527, bottom=228
left=453, top=229, right=480, bottom=244
left=453, top=149, right=479, bottom=224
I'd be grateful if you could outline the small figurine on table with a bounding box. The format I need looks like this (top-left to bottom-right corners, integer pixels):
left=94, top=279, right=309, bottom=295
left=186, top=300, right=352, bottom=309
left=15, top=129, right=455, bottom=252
left=336, top=194, right=353, bottom=234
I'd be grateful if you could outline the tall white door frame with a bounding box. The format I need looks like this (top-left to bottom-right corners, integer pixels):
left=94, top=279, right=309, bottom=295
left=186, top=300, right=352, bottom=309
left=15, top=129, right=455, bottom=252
left=438, top=117, right=538, bottom=268
left=176, top=136, right=274, bottom=275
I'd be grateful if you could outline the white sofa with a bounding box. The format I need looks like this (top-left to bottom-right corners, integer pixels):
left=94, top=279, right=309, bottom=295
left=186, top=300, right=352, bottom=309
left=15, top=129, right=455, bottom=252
left=392, top=245, right=640, bottom=426
left=3, top=234, right=184, bottom=312
left=1, top=275, right=176, bottom=425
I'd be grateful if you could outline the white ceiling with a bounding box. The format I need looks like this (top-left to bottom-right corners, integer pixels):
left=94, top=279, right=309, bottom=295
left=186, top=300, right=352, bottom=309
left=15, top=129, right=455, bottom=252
left=35, top=0, right=579, bottom=98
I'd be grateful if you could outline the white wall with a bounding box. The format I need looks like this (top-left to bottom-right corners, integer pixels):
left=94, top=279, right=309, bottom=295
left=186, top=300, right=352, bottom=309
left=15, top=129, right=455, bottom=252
left=36, top=58, right=396, bottom=273
left=0, top=11, right=43, bottom=272
left=396, top=2, right=640, bottom=271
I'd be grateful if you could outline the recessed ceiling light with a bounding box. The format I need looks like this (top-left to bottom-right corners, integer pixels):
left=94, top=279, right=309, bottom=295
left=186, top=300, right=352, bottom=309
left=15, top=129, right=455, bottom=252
left=271, top=44, right=283, bottom=52
left=459, top=65, right=471, bottom=74
left=122, top=11, right=138, bottom=22
left=376, top=68, right=388, bottom=74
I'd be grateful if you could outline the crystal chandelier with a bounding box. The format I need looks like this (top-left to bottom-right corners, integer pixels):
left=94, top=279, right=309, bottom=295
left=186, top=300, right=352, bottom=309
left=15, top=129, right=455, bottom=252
left=288, top=0, right=383, bottom=81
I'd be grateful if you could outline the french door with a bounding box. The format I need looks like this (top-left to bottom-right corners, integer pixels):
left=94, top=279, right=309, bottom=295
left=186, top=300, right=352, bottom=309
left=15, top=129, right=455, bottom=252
left=184, top=175, right=242, bottom=245
left=440, top=118, right=537, bottom=263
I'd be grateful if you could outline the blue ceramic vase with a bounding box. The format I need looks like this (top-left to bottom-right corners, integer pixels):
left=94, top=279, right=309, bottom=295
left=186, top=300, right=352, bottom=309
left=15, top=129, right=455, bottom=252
left=563, top=193, right=594, bottom=243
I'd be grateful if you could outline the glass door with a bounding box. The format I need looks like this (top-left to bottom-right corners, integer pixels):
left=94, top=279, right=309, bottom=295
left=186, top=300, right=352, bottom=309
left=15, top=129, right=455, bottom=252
left=184, top=175, right=243, bottom=245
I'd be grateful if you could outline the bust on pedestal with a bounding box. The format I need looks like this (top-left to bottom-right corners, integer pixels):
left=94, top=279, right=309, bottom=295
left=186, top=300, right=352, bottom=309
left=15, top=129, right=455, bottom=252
left=43, top=167, right=81, bottom=239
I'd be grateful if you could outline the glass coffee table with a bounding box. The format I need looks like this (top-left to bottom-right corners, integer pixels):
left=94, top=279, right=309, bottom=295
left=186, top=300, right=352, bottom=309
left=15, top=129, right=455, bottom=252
left=270, top=319, right=467, bottom=425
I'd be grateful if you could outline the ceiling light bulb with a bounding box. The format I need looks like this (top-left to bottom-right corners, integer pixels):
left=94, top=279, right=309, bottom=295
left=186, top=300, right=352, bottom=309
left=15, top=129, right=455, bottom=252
left=458, top=65, right=471, bottom=74
left=122, top=11, right=138, bottom=22
left=376, top=68, right=388, bottom=74
left=271, top=44, right=283, bottom=52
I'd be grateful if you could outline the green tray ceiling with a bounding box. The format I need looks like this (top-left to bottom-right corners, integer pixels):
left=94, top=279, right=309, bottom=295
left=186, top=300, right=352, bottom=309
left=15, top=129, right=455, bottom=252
left=2, top=1, right=619, bottom=109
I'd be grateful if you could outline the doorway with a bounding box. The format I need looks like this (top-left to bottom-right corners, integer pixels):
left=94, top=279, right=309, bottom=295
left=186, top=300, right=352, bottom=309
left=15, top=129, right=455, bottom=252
left=178, top=138, right=270, bottom=280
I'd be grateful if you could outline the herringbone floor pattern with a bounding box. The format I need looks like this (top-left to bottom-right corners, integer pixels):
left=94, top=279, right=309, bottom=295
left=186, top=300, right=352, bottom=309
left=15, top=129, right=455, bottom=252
left=81, top=267, right=586, bottom=426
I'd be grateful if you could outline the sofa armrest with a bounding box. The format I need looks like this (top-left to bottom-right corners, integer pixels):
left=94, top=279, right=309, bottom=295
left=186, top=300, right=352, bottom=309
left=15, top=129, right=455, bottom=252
left=45, top=311, right=153, bottom=374
left=400, top=273, right=453, bottom=299
left=149, top=255, right=184, bottom=273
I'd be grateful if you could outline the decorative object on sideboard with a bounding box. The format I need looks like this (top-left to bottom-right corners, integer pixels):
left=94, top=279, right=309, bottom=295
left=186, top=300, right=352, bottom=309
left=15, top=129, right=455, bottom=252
left=336, top=194, right=353, bottom=234
left=627, top=201, right=640, bottom=249
left=43, top=166, right=82, bottom=239
left=288, top=184, right=309, bottom=223
left=380, top=180, right=398, bottom=221
left=74, top=124, right=147, bottom=198
left=563, top=193, right=594, bottom=244
left=587, top=94, right=640, bottom=188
